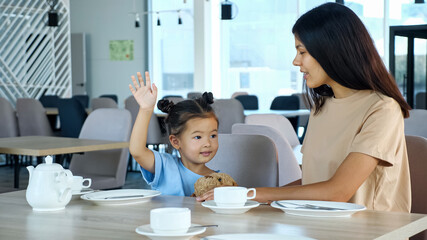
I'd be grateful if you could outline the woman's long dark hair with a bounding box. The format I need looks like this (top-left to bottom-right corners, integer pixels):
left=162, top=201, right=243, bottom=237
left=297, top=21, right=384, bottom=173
left=292, top=3, right=410, bottom=118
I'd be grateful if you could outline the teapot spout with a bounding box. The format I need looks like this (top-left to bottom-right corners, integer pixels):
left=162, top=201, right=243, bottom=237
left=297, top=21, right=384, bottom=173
left=26, top=166, right=34, bottom=180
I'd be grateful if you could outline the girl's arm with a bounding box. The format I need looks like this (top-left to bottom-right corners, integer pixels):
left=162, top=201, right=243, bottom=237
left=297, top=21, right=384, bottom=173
left=196, top=152, right=378, bottom=202
left=128, top=72, right=158, bottom=173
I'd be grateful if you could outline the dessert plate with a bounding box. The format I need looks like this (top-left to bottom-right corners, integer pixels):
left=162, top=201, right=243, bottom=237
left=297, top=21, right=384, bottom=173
left=201, top=200, right=259, bottom=214
left=81, top=189, right=160, bottom=205
left=135, top=224, right=206, bottom=240
left=271, top=200, right=366, bottom=217
left=202, top=233, right=315, bottom=240
left=72, top=188, right=94, bottom=195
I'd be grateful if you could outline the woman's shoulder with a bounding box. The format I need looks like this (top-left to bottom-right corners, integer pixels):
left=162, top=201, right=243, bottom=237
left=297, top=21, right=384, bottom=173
left=367, top=91, right=401, bottom=112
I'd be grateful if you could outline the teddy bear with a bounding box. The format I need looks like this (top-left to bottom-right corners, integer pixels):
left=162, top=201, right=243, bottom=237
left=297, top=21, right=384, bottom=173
left=191, top=172, right=238, bottom=197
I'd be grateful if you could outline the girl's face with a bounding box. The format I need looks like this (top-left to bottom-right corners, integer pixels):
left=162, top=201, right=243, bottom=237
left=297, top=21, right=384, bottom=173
left=171, top=117, right=219, bottom=168
left=292, top=36, right=333, bottom=89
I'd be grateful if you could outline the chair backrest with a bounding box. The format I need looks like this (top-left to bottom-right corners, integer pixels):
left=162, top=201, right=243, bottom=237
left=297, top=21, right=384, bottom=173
left=39, top=95, right=60, bottom=107
left=58, top=98, right=88, bottom=138
left=211, top=99, right=245, bottom=133
left=231, top=91, right=248, bottom=99
left=91, top=97, right=118, bottom=110
left=124, top=95, right=167, bottom=145
left=406, top=135, right=427, bottom=215
left=16, top=98, right=53, bottom=136
left=415, top=92, right=426, bottom=109
left=245, top=114, right=300, bottom=148
left=0, top=97, right=19, bottom=138
left=72, top=95, right=89, bottom=108
left=69, top=109, right=132, bottom=190
left=405, top=109, right=427, bottom=138
left=235, top=95, right=259, bottom=110
left=270, top=95, right=300, bottom=110
left=207, top=134, right=278, bottom=187
left=232, top=124, right=302, bottom=186
left=99, top=94, right=118, bottom=103
left=187, top=92, right=202, bottom=99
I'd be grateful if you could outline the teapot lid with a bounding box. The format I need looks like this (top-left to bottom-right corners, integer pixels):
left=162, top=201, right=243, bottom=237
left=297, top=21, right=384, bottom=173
left=35, top=156, right=64, bottom=171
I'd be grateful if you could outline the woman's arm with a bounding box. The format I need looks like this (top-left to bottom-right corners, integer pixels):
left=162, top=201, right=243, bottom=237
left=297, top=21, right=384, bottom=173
left=128, top=72, right=158, bottom=173
left=254, top=152, right=379, bottom=203
left=196, top=152, right=378, bottom=202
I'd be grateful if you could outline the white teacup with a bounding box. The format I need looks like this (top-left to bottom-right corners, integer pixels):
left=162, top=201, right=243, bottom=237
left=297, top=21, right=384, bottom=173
left=71, top=176, right=92, bottom=193
left=214, top=186, right=256, bottom=207
left=150, top=207, right=191, bottom=234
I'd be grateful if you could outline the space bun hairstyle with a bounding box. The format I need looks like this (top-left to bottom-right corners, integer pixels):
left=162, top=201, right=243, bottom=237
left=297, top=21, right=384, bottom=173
left=157, top=92, right=218, bottom=136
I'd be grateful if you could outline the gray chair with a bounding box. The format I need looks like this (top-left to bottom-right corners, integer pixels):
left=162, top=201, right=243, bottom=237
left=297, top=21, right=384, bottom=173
left=16, top=98, right=53, bottom=136
left=405, top=135, right=427, bottom=240
left=0, top=97, right=19, bottom=138
left=91, top=97, right=118, bottom=110
left=245, top=114, right=302, bottom=165
left=69, top=109, right=132, bottom=190
left=232, top=124, right=302, bottom=186
left=212, top=99, right=245, bottom=133
left=187, top=92, right=202, bottom=99
left=207, top=134, right=278, bottom=188
left=231, top=91, right=248, bottom=99
left=404, top=109, right=427, bottom=138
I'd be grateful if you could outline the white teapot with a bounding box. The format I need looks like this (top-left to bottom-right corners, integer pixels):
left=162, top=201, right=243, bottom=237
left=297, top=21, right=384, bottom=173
left=26, top=156, right=73, bottom=211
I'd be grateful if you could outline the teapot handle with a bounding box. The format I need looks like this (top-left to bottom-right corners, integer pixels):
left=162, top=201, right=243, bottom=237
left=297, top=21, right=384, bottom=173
left=59, top=188, right=71, bottom=203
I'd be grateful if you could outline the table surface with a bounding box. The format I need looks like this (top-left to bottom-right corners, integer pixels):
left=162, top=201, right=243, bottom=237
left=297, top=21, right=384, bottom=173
left=244, top=109, right=310, bottom=117
left=0, top=136, right=129, bottom=156
left=0, top=191, right=425, bottom=240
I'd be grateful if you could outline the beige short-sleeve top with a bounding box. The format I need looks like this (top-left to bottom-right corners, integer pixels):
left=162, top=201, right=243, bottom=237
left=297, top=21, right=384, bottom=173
left=301, top=90, right=411, bottom=212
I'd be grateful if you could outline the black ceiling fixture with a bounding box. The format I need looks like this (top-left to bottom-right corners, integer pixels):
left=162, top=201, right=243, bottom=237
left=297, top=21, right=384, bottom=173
left=46, top=0, right=58, bottom=27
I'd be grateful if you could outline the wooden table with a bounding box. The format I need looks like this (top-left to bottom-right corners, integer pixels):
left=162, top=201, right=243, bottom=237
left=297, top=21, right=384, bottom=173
left=244, top=109, right=310, bottom=117
left=0, top=191, right=425, bottom=240
left=0, top=136, right=129, bottom=188
left=44, top=107, right=91, bottom=115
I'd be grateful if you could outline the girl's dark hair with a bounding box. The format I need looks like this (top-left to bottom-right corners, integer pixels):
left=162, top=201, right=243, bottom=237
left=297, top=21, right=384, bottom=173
left=157, top=92, right=218, bottom=136
left=292, top=3, right=411, bottom=118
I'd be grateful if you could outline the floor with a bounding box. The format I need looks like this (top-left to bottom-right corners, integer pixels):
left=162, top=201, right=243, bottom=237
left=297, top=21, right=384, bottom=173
left=0, top=155, right=150, bottom=194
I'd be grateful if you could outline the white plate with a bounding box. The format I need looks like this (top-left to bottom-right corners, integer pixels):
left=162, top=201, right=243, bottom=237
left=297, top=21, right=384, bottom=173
left=135, top=223, right=206, bottom=240
left=202, top=233, right=315, bottom=240
left=201, top=200, right=259, bottom=214
left=271, top=200, right=366, bottom=217
left=72, top=188, right=94, bottom=196
left=81, top=189, right=161, bottom=205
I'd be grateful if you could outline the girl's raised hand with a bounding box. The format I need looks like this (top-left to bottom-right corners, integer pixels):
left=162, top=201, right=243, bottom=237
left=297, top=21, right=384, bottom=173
left=129, top=71, right=158, bottom=111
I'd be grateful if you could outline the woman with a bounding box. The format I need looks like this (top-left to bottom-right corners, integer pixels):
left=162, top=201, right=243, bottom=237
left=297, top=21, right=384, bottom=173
left=197, top=3, right=411, bottom=212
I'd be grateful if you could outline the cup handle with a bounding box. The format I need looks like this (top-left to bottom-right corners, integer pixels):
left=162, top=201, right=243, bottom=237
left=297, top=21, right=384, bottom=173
left=246, top=188, right=256, bottom=200
left=82, top=178, right=92, bottom=188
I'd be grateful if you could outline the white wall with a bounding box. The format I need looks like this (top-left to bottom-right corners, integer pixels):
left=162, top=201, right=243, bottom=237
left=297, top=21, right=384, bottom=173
left=69, top=0, right=147, bottom=107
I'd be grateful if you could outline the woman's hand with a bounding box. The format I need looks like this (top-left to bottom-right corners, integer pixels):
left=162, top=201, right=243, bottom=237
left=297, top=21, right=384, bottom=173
left=196, top=189, right=214, bottom=202
left=129, top=71, right=157, bottom=111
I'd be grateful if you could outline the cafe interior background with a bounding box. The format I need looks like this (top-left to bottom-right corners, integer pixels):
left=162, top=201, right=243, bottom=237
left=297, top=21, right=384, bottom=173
left=0, top=0, right=426, bottom=111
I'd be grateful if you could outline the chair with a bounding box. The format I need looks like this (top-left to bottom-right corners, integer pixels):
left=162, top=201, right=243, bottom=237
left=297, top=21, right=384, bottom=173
left=72, top=95, right=89, bottom=108
left=211, top=99, right=245, bottom=133
left=57, top=98, right=88, bottom=138
left=16, top=98, right=53, bottom=136
left=415, top=92, right=426, bottom=109
left=292, top=93, right=310, bottom=141
left=245, top=114, right=302, bottom=165
left=187, top=92, right=202, bottom=99
left=207, top=134, right=278, bottom=187
left=39, top=95, right=61, bottom=131
left=99, top=94, right=118, bottom=103
left=232, top=124, right=302, bottom=186
left=405, top=135, right=427, bottom=240
left=69, top=109, right=132, bottom=190
left=235, top=95, right=259, bottom=110
left=231, top=91, right=248, bottom=99
left=270, top=95, right=300, bottom=133
left=0, top=97, right=19, bottom=138
left=404, top=109, right=427, bottom=138
left=91, top=97, right=118, bottom=110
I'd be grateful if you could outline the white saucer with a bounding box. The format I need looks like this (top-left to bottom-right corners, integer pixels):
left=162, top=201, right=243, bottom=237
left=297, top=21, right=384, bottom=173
left=271, top=200, right=366, bottom=217
left=81, top=189, right=161, bottom=206
left=72, top=188, right=94, bottom=196
left=201, top=200, right=260, bottom=214
left=135, top=224, right=206, bottom=240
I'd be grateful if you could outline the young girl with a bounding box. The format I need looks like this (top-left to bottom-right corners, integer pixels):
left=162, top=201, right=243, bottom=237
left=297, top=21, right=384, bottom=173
left=128, top=72, right=219, bottom=196
left=197, top=3, right=412, bottom=212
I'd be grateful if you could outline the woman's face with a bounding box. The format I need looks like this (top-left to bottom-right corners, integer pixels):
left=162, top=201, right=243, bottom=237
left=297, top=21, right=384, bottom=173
left=292, top=36, right=333, bottom=89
